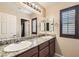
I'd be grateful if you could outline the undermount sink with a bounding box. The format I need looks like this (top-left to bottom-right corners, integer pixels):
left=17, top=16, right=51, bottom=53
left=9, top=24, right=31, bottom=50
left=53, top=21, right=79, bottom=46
left=4, top=40, right=32, bottom=52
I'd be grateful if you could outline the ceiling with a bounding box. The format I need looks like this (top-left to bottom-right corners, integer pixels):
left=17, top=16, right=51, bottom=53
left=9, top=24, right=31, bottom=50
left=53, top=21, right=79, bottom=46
left=39, top=2, right=79, bottom=10
left=38, top=2, right=56, bottom=9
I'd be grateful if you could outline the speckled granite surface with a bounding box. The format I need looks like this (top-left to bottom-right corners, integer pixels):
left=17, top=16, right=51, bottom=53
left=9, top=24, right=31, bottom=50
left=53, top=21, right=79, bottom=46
left=0, top=35, right=56, bottom=57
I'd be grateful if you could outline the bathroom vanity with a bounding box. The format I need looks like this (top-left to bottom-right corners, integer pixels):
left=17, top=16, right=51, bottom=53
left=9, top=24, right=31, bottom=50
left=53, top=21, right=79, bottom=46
left=15, top=37, right=55, bottom=57
left=0, top=35, right=55, bottom=57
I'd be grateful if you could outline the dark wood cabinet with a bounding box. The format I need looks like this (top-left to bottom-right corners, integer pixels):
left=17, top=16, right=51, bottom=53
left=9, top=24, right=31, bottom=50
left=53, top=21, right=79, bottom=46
left=49, top=38, right=55, bottom=56
left=15, top=37, right=55, bottom=57
left=39, top=46, right=49, bottom=57
left=15, top=47, right=38, bottom=57
left=32, top=53, right=38, bottom=57
left=39, top=41, right=49, bottom=50
left=39, top=41, right=49, bottom=57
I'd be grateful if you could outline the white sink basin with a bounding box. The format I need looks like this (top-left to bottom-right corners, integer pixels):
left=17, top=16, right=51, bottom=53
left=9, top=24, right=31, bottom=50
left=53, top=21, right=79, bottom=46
left=4, top=40, right=32, bottom=52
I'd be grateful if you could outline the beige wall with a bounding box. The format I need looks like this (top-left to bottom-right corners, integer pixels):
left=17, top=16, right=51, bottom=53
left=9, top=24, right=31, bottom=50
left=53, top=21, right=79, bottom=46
left=0, top=3, right=31, bottom=37
left=46, top=2, right=79, bottom=56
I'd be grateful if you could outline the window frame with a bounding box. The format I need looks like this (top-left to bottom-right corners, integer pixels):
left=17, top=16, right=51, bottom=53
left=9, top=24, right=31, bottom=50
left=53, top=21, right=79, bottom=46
left=60, top=5, right=79, bottom=38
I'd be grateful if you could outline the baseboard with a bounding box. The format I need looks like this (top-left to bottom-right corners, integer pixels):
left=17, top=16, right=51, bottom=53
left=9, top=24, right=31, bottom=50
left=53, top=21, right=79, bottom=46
left=55, top=53, right=64, bottom=57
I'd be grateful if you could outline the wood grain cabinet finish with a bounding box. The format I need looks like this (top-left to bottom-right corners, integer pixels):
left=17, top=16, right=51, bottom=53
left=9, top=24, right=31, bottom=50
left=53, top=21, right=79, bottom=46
left=49, top=42, right=55, bottom=56
left=39, top=41, right=49, bottom=50
left=49, top=38, right=55, bottom=56
left=32, top=54, right=38, bottom=57
left=39, top=46, right=49, bottom=57
left=49, top=38, right=55, bottom=43
left=15, top=47, right=38, bottom=57
left=38, top=41, right=49, bottom=57
left=15, top=37, right=55, bottom=57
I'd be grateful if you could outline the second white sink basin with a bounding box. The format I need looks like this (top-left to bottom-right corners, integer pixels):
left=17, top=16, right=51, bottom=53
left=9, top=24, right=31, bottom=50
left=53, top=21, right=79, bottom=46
left=4, top=40, right=32, bottom=52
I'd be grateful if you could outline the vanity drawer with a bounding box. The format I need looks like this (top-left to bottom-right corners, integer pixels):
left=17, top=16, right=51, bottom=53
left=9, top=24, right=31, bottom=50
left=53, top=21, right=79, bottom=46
left=15, top=47, right=38, bottom=57
left=39, top=41, right=49, bottom=50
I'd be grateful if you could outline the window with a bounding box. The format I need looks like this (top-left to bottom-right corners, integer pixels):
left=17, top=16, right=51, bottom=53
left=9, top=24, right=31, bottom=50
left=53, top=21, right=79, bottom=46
left=62, top=9, right=75, bottom=35
left=60, top=5, right=79, bottom=38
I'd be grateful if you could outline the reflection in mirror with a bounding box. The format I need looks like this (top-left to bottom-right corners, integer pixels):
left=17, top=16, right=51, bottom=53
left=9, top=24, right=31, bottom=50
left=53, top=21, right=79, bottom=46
left=40, top=18, right=54, bottom=32
left=32, top=18, right=37, bottom=34
left=46, top=23, right=49, bottom=31
left=0, top=12, right=16, bottom=38
left=40, top=22, right=45, bottom=31
left=21, top=19, right=29, bottom=37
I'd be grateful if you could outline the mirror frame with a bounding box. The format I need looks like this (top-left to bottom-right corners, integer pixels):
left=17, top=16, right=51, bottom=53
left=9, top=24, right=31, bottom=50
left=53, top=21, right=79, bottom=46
left=32, top=18, right=37, bottom=34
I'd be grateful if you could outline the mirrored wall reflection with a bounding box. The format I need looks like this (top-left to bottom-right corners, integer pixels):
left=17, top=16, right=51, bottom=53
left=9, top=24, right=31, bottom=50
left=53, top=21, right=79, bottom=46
left=40, top=18, right=54, bottom=32
left=32, top=18, right=37, bottom=34
left=40, top=21, right=45, bottom=32
left=0, top=12, right=16, bottom=38
left=21, top=19, right=29, bottom=37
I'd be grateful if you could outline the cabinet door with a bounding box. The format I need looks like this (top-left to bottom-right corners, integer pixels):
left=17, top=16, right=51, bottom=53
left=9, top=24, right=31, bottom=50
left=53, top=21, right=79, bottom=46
left=49, top=38, right=55, bottom=56
left=50, top=42, right=55, bottom=56
left=39, top=46, right=49, bottom=57
left=39, top=41, right=49, bottom=50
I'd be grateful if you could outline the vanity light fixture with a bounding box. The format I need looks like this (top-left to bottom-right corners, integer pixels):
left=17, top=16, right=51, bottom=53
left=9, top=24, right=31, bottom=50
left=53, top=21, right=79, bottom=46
left=22, top=2, right=41, bottom=13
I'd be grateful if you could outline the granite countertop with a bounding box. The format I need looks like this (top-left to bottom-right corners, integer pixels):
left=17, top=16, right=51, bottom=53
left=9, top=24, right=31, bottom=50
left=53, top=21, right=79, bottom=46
left=0, top=35, right=56, bottom=57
